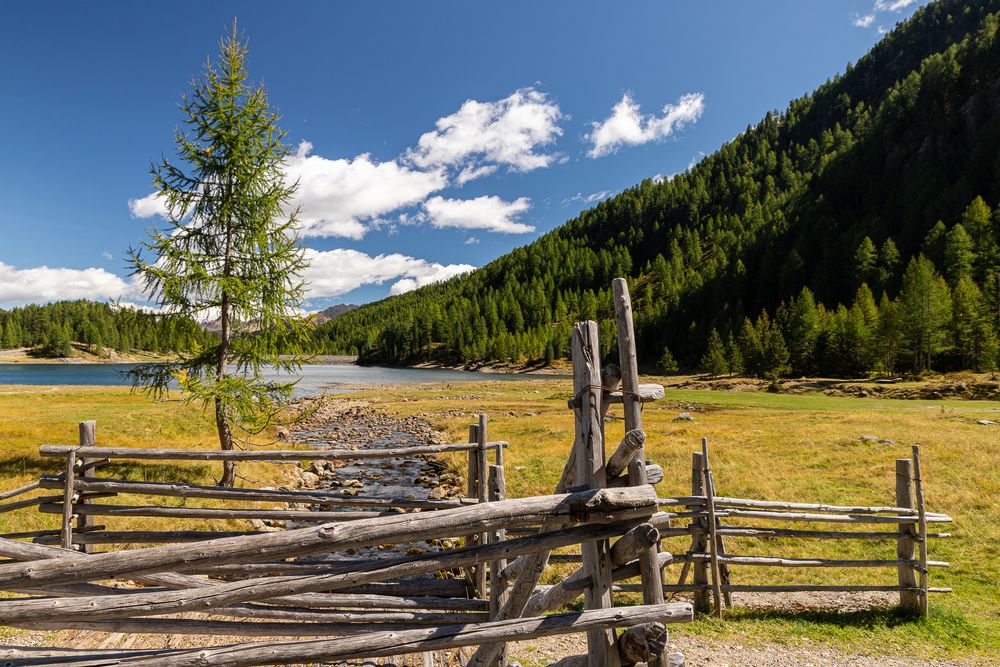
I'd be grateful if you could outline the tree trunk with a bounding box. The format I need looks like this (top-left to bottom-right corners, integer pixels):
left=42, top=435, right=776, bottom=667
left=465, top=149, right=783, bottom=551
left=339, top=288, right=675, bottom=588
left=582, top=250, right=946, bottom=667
left=217, top=225, right=235, bottom=488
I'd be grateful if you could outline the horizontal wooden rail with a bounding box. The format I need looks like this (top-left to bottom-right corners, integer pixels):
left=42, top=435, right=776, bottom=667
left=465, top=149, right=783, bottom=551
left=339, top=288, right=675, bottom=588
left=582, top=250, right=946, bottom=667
left=39, top=503, right=395, bottom=522
left=41, top=476, right=476, bottom=509
left=0, top=519, right=650, bottom=623
left=0, top=480, right=40, bottom=501
left=673, top=553, right=949, bottom=568
left=0, top=486, right=657, bottom=592
left=617, top=584, right=954, bottom=594
left=1, top=604, right=693, bottom=667
left=39, top=442, right=507, bottom=461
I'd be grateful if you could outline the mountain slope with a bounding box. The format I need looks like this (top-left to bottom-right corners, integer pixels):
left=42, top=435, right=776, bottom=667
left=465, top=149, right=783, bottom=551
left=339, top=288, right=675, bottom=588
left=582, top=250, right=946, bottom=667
left=312, top=0, right=1000, bottom=375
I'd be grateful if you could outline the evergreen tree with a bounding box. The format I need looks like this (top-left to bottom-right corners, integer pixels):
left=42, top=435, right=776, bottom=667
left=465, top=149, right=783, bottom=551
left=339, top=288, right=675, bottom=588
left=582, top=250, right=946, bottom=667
left=700, top=329, right=729, bottom=377
left=944, top=223, right=976, bottom=286
left=878, top=238, right=901, bottom=292
left=961, top=196, right=995, bottom=277
left=876, top=292, right=901, bottom=375
left=853, top=236, right=877, bottom=288
left=786, top=287, right=819, bottom=374
left=128, top=26, right=309, bottom=487
left=726, top=333, right=744, bottom=377
left=658, top=346, right=679, bottom=374
left=899, top=255, right=951, bottom=372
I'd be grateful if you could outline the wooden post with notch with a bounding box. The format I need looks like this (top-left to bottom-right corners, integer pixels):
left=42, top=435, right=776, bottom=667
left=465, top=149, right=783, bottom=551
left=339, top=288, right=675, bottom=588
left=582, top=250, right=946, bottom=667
left=895, top=458, right=919, bottom=612
left=76, top=421, right=96, bottom=553
left=611, top=278, right=669, bottom=666
left=572, top=321, right=620, bottom=667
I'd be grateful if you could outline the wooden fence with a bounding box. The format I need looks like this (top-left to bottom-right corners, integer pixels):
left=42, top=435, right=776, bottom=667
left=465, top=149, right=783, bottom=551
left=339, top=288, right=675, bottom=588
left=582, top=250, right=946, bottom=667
left=0, top=277, right=955, bottom=666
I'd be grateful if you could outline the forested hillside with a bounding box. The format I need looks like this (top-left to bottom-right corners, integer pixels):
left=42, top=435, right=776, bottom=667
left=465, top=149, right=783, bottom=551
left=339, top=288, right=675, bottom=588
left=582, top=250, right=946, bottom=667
left=312, top=0, right=1000, bottom=377
left=0, top=300, right=212, bottom=358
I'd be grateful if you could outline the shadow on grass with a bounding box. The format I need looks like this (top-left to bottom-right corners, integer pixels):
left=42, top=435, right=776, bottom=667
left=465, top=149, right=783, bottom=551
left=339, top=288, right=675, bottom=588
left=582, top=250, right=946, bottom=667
left=722, top=606, right=920, bottom=629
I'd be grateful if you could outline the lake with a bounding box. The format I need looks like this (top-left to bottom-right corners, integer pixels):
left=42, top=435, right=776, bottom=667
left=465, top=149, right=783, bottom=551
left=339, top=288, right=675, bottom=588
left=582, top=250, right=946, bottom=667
left=0, top=363, right=554, bottom=396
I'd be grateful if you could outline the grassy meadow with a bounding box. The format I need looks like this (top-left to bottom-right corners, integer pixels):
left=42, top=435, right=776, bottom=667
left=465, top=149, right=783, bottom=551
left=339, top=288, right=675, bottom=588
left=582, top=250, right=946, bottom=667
left=350, top=378, right=1000, bottom=662
left=0, top=380, right=997, bottom=661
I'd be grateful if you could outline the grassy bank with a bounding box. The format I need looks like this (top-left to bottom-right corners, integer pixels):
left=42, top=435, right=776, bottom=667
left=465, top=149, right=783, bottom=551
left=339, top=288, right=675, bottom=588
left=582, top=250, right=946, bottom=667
left=0, top=385, right=296, bottom=538
left=0, top=380, right=996, bottom=660
left=347, top=378, right=1000, bottom=661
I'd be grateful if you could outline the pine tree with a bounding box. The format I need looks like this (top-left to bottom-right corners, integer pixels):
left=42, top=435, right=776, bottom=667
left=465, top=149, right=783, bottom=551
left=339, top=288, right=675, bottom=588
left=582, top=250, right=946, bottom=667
left=128, top=26, right=309, bottom=487
left=899, top=255, right=951, bottom=372
left=786, top=287, right=818, bottom=375
left=961, top=196, right=995, bottom=277
left=658, top=346, right=679, bottom=374
left=700, top=329, right=728, bottom=377
left=951, top=276, right=984, bottom=369
left=876, top=292, right=901, bottom=375
left=726, top=333, right=744, bottom=377
left=853, top=236, right=877, bottom=288
left=878, top=238, right=901, bottom=292
left=944, top=223, right=976, bottom=286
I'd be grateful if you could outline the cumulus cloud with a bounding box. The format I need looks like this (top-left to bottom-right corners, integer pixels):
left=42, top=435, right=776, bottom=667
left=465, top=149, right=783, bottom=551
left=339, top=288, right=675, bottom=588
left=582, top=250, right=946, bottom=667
left=0, top=262, right=136, bottom=308
left=285, top=141, right=447, bottom=239
left=464, top=237, right=480, bottom=245
left=301, top=248, right=473, bottom=299
left=421, top=195, right=533, bottom=234
left=587, top=92, right=704, bottom=158
left=406, top=87, right=564, bottom=179
left=128, top=192, right=169, bottom=219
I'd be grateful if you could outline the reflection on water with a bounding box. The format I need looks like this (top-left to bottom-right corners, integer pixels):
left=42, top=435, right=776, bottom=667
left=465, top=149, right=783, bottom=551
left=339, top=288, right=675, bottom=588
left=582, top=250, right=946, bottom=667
left=0, top=362, right=553, bottom=396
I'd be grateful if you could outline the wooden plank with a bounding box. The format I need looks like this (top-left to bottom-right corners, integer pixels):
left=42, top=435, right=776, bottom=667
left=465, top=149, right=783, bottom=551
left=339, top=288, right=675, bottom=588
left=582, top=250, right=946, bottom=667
left=487, top=464, right=508, bottom=662
left=896, top=458, right=919, bottom=612
left=912, top=445, right=930, bottom=617
left=572, top=320, right=620, bottom=667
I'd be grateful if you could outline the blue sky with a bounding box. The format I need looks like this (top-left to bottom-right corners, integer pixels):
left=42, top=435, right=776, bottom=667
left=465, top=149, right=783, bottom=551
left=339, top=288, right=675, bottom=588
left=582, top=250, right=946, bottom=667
left=0, top=0, right=928, bottom=310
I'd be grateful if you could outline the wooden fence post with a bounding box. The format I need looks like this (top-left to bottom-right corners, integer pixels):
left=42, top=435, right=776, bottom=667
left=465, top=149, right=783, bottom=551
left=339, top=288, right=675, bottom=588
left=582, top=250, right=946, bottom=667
left=690, top=452, right=710, bottom=613
left=895, top=458, right=918, bottom=612
left=76, top=421, right=96, bottom=553
left=912, top=445, right=929, bottom=617
left=701, top=438, right=724, bottom=618
left=572, top=321, right=620, bottom=667
left=60, top=449, right=77, bottom=550
left=488, top=463, right=508, bottom=667
left=467, top=423, right=486, bottom=598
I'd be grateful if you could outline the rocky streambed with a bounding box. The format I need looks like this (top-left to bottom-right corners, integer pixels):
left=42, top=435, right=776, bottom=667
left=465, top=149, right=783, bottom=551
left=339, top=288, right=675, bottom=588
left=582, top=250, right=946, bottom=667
left=280, top=396, right=469, bottom=560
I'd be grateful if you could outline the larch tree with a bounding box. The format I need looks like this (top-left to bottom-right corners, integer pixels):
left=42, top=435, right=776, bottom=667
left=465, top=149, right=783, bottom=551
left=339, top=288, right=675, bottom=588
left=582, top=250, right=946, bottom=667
left=898, top=255, right=951, bottom=373
left=129, top=25, right=310, bottom=487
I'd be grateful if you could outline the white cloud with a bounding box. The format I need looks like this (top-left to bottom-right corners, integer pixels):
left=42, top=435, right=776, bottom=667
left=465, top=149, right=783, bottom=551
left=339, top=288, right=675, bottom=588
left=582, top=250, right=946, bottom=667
left=874, top=0, right=917, bottom=10
left=128, top=192, right=169, bottom=219
left=464, top=237, right=480, bottom=245
left=422, top=195, right=534, bottom=234
left=101, top=251, right=113, bottom=261
left=564, top=190, right=613, bottom=206
left=587, top=92, right=705, bottom=158
left=406, top=87, right=564, bottom=179
left=0, top=262, right=136, bottom=307
left=301, top=248, right=473, bottom=298
left=852, top=13, right=876, bottom=27
left=285, top=141, right=447, bottom=239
